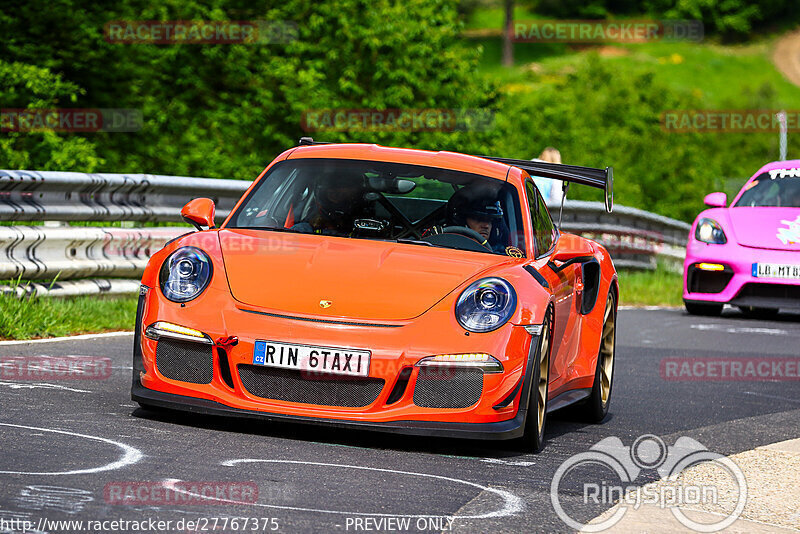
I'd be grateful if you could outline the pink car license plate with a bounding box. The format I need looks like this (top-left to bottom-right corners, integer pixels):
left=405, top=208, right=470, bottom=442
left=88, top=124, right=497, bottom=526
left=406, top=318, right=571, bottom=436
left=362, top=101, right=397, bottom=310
left=752, top=263, right=800, bottom=280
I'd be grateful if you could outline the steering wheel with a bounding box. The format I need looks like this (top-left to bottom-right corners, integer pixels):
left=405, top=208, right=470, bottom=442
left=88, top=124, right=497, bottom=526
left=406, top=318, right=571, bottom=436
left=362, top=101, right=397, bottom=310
left=443, top=226, right=492, bottom=251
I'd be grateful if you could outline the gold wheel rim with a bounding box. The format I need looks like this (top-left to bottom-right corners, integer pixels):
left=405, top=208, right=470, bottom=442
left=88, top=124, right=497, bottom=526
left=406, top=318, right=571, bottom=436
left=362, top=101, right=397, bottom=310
left=537, top=315, right=551, bottom=434
left=600, top=297, right=616, bottom=405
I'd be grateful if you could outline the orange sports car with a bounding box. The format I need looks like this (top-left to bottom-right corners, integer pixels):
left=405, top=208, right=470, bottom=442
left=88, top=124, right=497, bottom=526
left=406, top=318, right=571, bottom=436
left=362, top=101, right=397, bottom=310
left=132, top=139, right=618, bottom=451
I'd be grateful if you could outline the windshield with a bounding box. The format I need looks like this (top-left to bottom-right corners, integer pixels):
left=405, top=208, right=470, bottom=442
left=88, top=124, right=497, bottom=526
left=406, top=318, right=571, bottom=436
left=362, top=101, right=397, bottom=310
left=227, top=158, right=528, bottom=256
left=734, top=170, right=800, bottom=208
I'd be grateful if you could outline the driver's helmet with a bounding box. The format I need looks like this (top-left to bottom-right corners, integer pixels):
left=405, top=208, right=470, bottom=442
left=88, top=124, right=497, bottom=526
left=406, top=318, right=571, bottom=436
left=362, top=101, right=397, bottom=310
left=314, top=173, right=365, bottom=220
left=447, top=185, right=504, bottom=227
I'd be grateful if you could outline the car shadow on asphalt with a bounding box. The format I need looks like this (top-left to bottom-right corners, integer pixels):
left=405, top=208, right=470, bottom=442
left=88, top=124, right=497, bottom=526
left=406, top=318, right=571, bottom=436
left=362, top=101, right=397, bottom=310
left=131, top=404, right=609, bottom=459
left=692, top=308, right=800, bottom=323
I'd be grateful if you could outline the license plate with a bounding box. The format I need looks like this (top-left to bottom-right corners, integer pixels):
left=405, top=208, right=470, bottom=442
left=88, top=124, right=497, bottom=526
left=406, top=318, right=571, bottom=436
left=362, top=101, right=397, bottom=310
left=252, top=340, right=370, bottom=377
left=752, top=263, right=800, bottom=280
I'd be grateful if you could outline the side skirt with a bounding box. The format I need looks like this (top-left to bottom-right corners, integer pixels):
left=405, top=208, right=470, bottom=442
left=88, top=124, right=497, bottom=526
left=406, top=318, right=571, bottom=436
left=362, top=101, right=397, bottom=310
left=546, top=387, right=591, bottom=413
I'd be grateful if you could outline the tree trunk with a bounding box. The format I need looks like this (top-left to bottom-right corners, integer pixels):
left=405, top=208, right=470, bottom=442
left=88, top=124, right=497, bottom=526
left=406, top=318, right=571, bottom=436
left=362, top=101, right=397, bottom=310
left=502, top=0, right=514, bottom=67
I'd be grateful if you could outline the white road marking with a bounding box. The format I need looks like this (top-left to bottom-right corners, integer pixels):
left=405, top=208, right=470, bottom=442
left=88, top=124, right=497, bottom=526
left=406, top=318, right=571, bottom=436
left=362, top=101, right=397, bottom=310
left=0, top=381, right=91, bottom=393
left=0, top=423, right=143, bottom=475
left=0, top=331, right=132, bottom=346
left=479, top=458, right=536, bottom=467
left=162, top=459, right=523, bottom=519
left=691, top=324, right=789, bottom=335
left=16, top=485, right=93, bottom=514
left=618, top=306, right=681, bottom=311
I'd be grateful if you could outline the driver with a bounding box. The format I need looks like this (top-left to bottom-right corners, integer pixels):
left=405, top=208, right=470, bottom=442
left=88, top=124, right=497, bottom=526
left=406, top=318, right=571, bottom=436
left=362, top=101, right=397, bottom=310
left=292, top=174, right=368, bottom=235
left=425, top=185, right=508, bottom=252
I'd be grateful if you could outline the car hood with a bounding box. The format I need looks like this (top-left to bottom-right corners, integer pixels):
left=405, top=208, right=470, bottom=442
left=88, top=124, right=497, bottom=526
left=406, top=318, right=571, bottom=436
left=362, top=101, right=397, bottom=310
left=726, top=207, right=800, bottom=251
left=218, top=229, right=505, bottom=321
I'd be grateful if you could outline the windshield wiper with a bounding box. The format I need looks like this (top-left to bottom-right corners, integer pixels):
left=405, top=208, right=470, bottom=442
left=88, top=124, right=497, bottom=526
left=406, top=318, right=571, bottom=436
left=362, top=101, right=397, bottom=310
left=394, top=238, right=438, bottom=247
left=229, top=226, right=300, bottom=233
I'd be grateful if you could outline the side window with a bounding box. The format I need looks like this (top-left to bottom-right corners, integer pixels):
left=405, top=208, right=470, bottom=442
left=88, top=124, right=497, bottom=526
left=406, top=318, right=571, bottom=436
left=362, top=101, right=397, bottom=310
left=526, top=180, right=557, bottom=257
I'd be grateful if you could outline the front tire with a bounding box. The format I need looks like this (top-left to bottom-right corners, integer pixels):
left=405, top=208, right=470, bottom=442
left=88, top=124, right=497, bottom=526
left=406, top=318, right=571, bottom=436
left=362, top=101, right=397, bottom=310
left=519, top=307, right=552, bottom=453
left=585, top=291, right=616, bottom=423
left=684, top=300, right=723, bottom=316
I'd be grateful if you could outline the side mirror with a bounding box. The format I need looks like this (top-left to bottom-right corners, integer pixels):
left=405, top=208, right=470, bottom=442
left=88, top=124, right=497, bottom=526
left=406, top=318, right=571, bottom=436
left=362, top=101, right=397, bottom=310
left=181, top=198, right=216, bottom=230
left=704, top=192, right=727, bottom=208
left=550, top=234, right=594, bottom=263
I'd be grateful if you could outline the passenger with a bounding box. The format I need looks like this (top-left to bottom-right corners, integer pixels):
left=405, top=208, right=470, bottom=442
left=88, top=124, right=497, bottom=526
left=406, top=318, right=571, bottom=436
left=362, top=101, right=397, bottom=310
left=292, top=175, right=367, bottom=235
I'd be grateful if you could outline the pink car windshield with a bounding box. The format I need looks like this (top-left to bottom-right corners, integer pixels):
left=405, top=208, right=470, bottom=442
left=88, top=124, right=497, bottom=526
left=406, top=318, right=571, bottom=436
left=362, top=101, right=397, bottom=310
left=735, top=172, right=800, bottom=208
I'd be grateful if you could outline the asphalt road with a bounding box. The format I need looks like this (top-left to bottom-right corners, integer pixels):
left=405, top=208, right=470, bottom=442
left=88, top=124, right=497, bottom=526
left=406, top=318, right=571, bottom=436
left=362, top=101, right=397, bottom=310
left=1, top=308, right=799, bottom=534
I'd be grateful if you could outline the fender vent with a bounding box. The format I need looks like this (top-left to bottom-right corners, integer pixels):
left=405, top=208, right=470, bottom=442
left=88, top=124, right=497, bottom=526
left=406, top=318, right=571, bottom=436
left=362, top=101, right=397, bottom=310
left=413, top=367, right=483, bottom=409
left=155, top=339, right=213, bottom=384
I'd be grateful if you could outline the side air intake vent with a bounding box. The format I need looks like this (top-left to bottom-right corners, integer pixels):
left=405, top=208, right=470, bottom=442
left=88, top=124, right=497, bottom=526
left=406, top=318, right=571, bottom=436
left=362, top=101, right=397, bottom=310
left=155, top=339, right=214, bottom=384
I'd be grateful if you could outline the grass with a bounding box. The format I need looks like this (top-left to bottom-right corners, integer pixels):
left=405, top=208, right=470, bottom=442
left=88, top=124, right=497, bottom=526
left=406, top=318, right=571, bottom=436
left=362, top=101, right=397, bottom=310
left=466, top=8, right=800, bottom=110
left=617, top=267, right=684, bottom=307
left=0, top=294, right=138, bottom=340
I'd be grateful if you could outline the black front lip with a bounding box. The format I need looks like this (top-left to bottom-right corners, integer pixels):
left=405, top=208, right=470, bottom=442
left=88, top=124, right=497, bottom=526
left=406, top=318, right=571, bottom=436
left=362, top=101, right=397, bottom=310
left=131, top=382, right=525, bottom=440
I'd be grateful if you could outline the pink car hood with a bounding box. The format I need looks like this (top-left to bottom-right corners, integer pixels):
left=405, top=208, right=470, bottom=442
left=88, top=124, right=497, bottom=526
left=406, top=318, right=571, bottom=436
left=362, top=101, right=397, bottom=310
left=727, top=207, right=800, bottom=251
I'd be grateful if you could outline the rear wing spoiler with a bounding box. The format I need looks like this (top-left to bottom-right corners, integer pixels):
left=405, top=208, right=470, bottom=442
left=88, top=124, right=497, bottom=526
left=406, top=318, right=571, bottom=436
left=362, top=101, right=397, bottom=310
left=475, top=156, right=614, bottom=213
left=295, top=137, right=614, bottom=212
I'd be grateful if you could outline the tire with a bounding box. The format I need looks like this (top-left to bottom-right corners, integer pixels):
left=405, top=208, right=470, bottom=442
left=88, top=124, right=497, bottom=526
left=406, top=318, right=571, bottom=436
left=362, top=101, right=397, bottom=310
left=737, top=306, right=779, bottom=319
left=584, top=292, right=617, bottom=423
left=684, top=300, right=723, bottom=316
left=519, top=307, right=552, bottom=453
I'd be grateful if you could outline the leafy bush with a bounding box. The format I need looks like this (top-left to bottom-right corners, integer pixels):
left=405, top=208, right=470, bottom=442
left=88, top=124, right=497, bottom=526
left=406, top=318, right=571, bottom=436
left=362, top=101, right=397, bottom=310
left=1, top=0, right=499, bottom=178
left=0, top=60, right=102, bottom=171
left=489, top=55, right=784, bottom=221
left=532, top=0, right=800, bottom=38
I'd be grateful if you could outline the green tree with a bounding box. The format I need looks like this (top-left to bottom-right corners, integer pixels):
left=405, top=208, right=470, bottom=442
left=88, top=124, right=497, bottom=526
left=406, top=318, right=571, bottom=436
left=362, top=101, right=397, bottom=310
left=0, top=60, right=102, bottom=170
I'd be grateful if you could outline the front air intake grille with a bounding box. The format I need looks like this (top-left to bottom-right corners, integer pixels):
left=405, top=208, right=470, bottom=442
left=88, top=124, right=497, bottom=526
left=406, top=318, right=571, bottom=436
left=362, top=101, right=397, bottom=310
left=413, top=367, right=483, bottom=409
left=155, top=338, right=214, bottom=384
left=731, top=283, right=800, bottom=309
left=687, top=265, right=733, bottom=294
left=237, top=365, right=384, bottom=408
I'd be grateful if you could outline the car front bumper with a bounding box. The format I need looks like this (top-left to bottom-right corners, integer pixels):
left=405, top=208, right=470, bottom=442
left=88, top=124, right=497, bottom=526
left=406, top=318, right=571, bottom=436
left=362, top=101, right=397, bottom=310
left=683, top=241, right=800, bottom=308
left=131, top=288, right=541, bottom=440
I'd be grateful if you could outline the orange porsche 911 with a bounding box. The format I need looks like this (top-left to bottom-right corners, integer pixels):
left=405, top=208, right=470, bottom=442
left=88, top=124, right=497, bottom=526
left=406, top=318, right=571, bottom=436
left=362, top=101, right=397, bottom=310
left=131, top=139, right=618, bottom=451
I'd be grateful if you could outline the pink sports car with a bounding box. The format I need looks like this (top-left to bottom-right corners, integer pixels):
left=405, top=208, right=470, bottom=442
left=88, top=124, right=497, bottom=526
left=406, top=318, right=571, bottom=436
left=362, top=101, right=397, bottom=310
left=683, top=160, right=800, bottom=317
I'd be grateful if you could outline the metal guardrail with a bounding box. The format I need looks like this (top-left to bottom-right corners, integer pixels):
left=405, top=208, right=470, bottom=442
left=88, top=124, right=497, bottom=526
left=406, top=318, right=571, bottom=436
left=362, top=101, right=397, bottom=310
left=0, top=226, right=185, bottom=281
left=551, top=200, right=691, bottom=271
left=0, top=279, right=142, bottom=298
left=1, top=170, right=691, bottom=296
left=0, top=170, right=250, bottom=223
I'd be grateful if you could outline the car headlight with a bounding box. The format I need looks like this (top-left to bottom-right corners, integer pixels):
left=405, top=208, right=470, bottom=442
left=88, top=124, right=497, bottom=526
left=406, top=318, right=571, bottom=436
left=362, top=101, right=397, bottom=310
left=695, top=218, right=727, bottom=244
left=159, top=246, right=213, bottom=302
left=455, top=278, right=517, bottom=333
